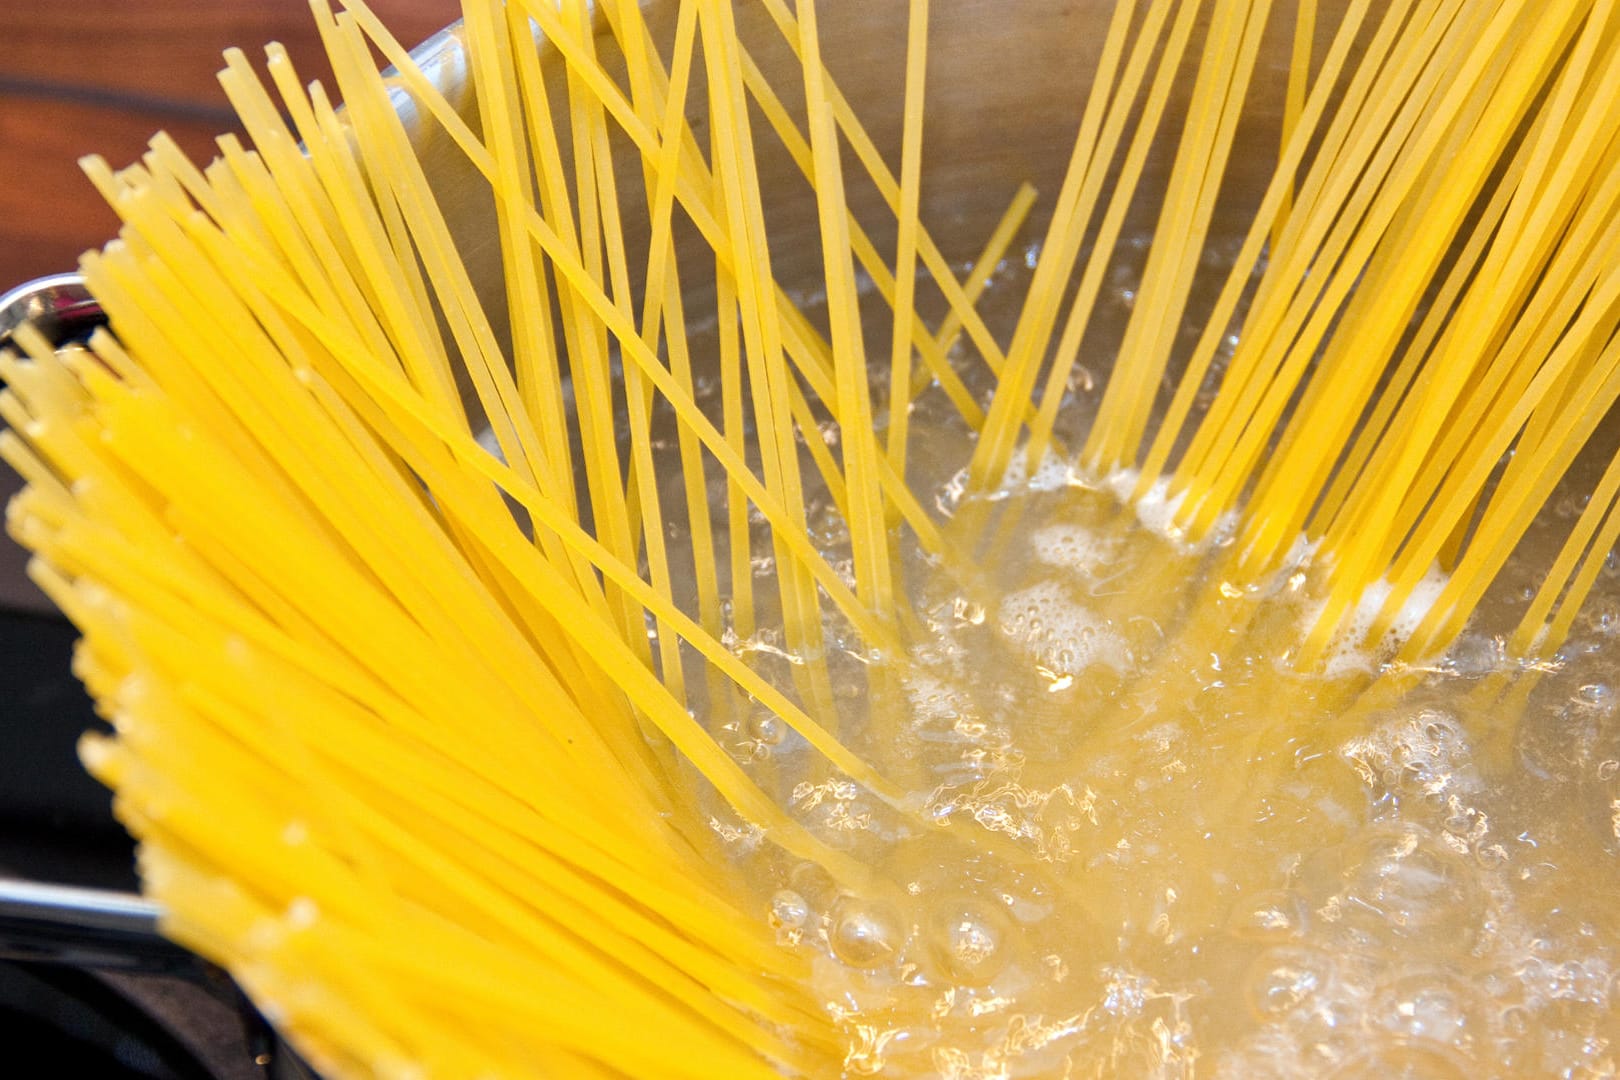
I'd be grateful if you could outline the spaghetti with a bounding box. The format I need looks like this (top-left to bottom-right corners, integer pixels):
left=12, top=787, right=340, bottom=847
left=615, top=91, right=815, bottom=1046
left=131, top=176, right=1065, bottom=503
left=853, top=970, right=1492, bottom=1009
left=6, top=0, right=1620, bottom=1075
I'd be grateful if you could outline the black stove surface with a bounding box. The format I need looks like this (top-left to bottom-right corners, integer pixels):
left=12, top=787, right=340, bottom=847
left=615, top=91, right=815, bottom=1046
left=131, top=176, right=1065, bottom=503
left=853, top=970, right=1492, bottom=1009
left=1, top=607, right=311, bottom=1080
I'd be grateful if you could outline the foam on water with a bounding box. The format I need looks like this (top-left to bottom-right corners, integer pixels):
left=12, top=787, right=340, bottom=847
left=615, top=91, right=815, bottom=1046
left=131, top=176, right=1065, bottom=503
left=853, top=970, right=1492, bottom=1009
left=1379, top=564, right=1450, bottom=655
left=996, top=447, right=1080, bottom=495
left=1318, top=564, right=1451, bottom=677
left=1028, top=522, right=1119, bottom=577
left=996, top=579, right=1131, bottom=676
left=1101, top=468, right=1241, bottom=551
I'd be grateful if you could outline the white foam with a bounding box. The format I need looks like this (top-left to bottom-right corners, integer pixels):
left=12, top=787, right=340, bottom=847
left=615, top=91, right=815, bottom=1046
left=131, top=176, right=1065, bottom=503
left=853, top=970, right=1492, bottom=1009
left=996, top=446, right=1078, bottom=494
left=1030, top=522, right=1119, bottom=578
left=1029, top=450, right=1077, bottom=492
left=1103, top=468, right=1140, bottom=503
left=1378, top=564, right=1449, bottom=655
left=1315, top=563, right=1451, bottom=676
left=1100, top=468, right=1239, bottom=552
left=1129, top=476, right=1189, bottom=539
left=997, top=579, right=1129, bottom=674
left=1321, top=577, right=1394, bottom=677
left=904, top=671, right=972, bottom=725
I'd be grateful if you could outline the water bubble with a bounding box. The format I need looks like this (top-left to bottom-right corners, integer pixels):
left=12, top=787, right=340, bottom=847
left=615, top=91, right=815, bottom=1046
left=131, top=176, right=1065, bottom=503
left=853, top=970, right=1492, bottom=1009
left=1246, top=946, right=1328, bottom=1020
left=1331, top=827, right=1485, bottom=952
left=1340, top=710, right=1478, bottom=803
left=1577, top=683, right=1613, bottom=706
left=1226, top=889, right=1309, bottom=942
left=830, top=896, right=904, bottom=971
left=1519, top=700, right=1611, bottom=782
left=775, top=858, right=836, bottom=912
left=1521, top=997, right=1620, bottom=1077
left=1443, top=634, right=1503, bottom=676
left=749, top=713, right=786, bottom=746
left=928, top=897, right=1010, bottom=983
left=1369, top=969, right=1482, bottom=1050
left=770, top=890, right=810, bottom=931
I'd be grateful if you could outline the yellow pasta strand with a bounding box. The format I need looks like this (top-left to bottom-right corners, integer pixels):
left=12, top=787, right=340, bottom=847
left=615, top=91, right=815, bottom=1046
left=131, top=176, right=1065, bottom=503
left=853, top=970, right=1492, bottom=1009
left=13, top=2, right=1620, bottom=1077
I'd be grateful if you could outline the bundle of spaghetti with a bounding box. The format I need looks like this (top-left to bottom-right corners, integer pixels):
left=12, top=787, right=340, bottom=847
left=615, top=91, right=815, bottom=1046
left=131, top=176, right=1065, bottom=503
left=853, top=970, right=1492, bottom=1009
left=0, top=1, right=911, bottom=1071
left=0, top=0, right=1049, bottom=1070
left=0, top=206, right=841, bottom=1076
left=964, top=0, right=1620, bottom=669
left=5, top=0, right=1620, bottom=1075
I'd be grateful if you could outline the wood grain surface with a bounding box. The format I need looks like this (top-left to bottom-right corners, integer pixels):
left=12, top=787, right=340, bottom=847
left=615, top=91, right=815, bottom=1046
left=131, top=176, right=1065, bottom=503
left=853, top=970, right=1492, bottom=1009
left=0, top=0, right=460, bottom=287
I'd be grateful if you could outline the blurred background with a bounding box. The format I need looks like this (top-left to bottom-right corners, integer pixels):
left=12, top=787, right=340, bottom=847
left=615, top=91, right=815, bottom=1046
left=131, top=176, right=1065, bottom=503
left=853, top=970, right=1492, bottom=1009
left=1, top=0, right=458, bottom=285
left=0, top=6, right=455, bottom=1073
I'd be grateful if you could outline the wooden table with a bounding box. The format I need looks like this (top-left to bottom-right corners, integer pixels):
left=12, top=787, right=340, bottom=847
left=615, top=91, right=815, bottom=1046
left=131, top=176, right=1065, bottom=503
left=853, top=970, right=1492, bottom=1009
left=0, top=0, right=460, bottom=284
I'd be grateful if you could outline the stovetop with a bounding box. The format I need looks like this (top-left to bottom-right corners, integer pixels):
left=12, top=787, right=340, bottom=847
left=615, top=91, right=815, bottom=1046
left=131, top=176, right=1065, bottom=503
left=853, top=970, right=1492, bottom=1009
left=1, top=605, right=314, bottom=1079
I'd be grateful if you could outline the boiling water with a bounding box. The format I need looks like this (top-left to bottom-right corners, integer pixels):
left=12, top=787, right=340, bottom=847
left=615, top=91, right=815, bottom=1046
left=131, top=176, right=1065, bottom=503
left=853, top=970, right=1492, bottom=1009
left=663, top=245, right=1620, bottom=1078
left=751, top=488, right=1620, bottom=1079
